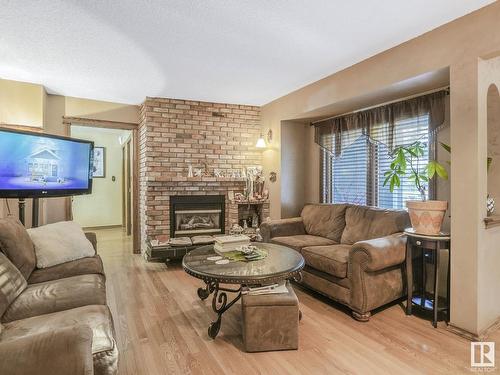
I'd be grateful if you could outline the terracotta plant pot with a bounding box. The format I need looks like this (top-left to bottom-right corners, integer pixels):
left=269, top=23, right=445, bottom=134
left=406, top=200, right=448, bottom=235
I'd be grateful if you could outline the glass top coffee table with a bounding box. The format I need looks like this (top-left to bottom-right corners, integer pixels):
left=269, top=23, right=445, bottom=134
left=182, top=242, right=304, bottom=339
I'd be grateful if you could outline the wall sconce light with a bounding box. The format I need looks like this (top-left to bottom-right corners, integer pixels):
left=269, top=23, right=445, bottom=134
left=266, top=129, right=273, bottom=143
left=255, top=135, right=266, bottom=148
left=255, top=129, right=273, bottom=149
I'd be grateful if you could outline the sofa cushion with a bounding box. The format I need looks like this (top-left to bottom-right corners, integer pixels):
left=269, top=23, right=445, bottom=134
left=303, top=265, right=350, bottom=289
left=271, top=235, right=336, bottom=252
left=2, top=305, right=117, bottom=372
left=0, top=253, right=27, bottom=318
left=341, top=205, right=410, bottom=245
left=2, top=274, right=106, bottom=323
left=0, top=325, right=94, bottom=375
left=28, top=255, right=104, bottom=285
left=0, top=217, right=36, bottom=279
left=301, top=244, right=352, bottom=278
left=300, top=204, right=349, bottom=242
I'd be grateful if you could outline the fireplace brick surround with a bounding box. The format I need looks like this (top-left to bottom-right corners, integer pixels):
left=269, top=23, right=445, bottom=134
left=139, top=97, right=265, bottom=249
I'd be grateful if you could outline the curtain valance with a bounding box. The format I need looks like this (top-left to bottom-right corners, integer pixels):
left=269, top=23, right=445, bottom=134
left=314, top=90, right=447, bottom=157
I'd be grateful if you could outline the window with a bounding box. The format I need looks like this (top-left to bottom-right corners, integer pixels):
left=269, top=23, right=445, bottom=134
left=321, top=114, right=430, bottom=209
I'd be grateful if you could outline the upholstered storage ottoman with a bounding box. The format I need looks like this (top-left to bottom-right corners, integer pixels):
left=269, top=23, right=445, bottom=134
left=241, top=282, right=299, bottom=352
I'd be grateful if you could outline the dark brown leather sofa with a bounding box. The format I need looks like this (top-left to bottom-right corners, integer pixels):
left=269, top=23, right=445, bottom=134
left=0, top=217, right=117, bottom=375
left=260, top=204, right=410, bottom=321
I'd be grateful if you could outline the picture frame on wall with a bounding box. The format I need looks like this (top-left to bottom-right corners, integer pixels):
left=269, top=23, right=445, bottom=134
left=93, top=146, right=106, bottom=178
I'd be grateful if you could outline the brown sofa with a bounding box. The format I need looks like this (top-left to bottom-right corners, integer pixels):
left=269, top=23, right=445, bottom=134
left=260, top=204, right=410, bottom=321
left=0, top=216, right=118, bottom=375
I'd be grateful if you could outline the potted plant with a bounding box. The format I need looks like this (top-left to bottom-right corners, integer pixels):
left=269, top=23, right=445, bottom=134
left=384, top=141, right=448, bottom=235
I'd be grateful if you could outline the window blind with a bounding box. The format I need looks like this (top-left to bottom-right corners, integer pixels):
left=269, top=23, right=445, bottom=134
left=321, top=114, right=430, bottom=209
left=375, top=115, right=429, bottom=208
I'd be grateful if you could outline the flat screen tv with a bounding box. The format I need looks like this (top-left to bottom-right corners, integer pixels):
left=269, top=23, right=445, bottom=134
left=0, top=128, right=93, bottom=198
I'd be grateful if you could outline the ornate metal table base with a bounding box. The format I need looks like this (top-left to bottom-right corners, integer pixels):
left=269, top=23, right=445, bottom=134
left=184, top=243, right=305, bottom=339
left=197, top=281, right=216, bottom=300
left=198, top=281, right=242, bottom=339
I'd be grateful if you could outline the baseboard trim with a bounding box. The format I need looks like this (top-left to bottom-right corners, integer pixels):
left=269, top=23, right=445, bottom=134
left=447, top=316, right=500, bottom=341
left=83, top=225, right=123, bottom=231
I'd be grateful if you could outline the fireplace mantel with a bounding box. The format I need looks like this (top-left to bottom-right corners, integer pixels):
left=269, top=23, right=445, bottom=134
left=146, top=176, right=248, bottom=183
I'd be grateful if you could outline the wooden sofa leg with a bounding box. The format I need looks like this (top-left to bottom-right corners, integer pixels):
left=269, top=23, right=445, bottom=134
left=352, top=311, right=371, bottom=322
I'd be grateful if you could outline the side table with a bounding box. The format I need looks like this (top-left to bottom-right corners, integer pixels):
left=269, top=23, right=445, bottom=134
left=405, top=228, right=451, bottom=328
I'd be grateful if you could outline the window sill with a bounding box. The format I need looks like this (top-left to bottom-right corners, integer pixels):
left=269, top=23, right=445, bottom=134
left=484, top=215, right=500, bottom=229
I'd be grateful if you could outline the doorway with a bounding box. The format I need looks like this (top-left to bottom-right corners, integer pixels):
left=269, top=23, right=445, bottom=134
left=122, top=138, right=132, bottom=236
left=63, top=117, right=140, bottom=253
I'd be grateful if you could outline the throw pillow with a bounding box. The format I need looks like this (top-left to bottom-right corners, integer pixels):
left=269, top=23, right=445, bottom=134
left=27, top=221, right=95, bottom=269
left=0, top=252, right=27, bottom=318
left=0, top=216, right=36, bottom=279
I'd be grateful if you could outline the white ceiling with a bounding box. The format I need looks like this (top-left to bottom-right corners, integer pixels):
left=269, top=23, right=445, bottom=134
left=0, top=1, right=494, bottom=106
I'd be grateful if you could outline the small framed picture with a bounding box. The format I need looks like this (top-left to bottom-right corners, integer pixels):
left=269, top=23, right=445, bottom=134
left=93, top=147, right=106, bottom=178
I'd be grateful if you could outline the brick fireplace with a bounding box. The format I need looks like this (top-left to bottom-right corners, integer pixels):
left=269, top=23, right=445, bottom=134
left=138, top=97, right=267, bottom=250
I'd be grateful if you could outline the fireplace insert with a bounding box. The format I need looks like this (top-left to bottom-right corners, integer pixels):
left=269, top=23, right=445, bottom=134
left=169, top=195, right=225, bottom=238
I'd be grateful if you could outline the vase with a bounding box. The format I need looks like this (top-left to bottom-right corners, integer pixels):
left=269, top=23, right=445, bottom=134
left=487, top=195, right=495, bottom=216
left=406, top=200, right=448, bottom=235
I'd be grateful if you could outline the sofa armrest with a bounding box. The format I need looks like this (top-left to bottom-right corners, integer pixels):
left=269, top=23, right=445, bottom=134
left=85, top=232, right=98, bottom=254
left=348, top=233, right=407, bottom=315
left=259, top=217, right=306, bottom=242
left=350, top=233, right=406, bottom=272
left=0, top=325, right=94, bottom=375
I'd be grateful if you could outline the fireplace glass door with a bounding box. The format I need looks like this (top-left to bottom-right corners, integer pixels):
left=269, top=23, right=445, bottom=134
left=175, top=209, right=221, bottom=235
left=170, top=195, right=225, bottom=238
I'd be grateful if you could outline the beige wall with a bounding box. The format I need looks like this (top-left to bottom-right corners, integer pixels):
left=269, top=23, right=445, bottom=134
left=71, top=126, right=130, bottom=228
left=261, top=2, right=500, bottom=335
left=280, top=121, right=308, bottom=217
left=487, top=84, right=500, bottom=201
left=478, top=55, right=500, bottom=333
left=64, top=96, right=139, bottom=123
left=280, top=121, right=321, bottom=218
left=0, top=78, right=44, bottom=127
left=0, top=79, right=140, bottom=226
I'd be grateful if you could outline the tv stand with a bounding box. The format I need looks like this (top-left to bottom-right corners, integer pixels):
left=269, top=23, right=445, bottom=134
left=18, top=198, right=40, bottom=228
left=32, top=198, right=39, bottom=227
left=18, top=198, right=26, bottom=225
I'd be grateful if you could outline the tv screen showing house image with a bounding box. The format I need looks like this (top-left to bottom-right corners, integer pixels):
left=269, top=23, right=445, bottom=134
left=0, top=128, right=93, bottom=198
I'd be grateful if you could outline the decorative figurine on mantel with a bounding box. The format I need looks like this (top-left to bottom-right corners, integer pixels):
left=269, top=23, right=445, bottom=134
left=234, top=192, right=246, bottom=202
left=187, top=164, right=247, bottom=179
left=232, top=167, right=269, bottom=203
left=229, top=223, right=244, bottom=235
left=251, top=213, right=259, bottom=228
left=202, top=161, right=211, bottom=177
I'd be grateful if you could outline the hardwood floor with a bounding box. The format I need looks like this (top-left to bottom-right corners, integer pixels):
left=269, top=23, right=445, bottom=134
left=96, top=228, right=500, bottom=375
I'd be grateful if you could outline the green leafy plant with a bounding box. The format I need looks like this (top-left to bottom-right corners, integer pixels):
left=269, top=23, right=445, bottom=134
left=383, top=141, right=448, bottom=201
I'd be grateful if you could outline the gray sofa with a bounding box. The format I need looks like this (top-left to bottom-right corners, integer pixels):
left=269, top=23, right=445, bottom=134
left=260, top=204, right=410, bottom=321
left=0, top=216, right=117, bottom=375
